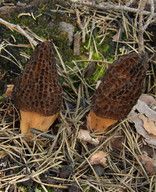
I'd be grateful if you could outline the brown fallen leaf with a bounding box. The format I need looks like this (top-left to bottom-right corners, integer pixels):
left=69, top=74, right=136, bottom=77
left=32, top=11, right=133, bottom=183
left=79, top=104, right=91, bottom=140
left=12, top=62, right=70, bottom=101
left=3, top=84, right=14, bottom=97
left=90, top=151, right=108, bottom=167
left=111, top=130, right=124, bottom=149
left=141, top=145, right=153, bottom=157
left=128, top=94, right=156, bottom=147
left=0, top=148, right=13, bottom=159
left=140, top=94, right=156, bottom=111
left=87, top=111, right=117, bottom=133
left=0, top=150, right=8, bottom=159
left=112, top=29, right=121, bottom=41
left=139, top=114, right=156, bottom=136
left=138, top=154, right=156, bottom=173
left=0, top=71, right=7, bottom=81
left=78, top=129, right=99, bottom=146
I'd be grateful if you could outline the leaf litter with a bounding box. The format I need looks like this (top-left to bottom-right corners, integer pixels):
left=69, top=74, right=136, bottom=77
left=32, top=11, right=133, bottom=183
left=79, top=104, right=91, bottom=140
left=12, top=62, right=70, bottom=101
left=128, top=94, right=156, bottom=147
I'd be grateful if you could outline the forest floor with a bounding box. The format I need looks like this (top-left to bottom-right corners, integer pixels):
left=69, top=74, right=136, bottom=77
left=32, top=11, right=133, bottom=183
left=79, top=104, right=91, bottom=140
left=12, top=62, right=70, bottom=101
left=0, top=0, right=156, bottom=192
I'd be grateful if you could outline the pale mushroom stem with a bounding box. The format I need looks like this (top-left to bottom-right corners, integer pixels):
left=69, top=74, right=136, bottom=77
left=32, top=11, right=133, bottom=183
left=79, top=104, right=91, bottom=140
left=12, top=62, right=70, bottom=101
left=20, top=111, right=59, bottom=138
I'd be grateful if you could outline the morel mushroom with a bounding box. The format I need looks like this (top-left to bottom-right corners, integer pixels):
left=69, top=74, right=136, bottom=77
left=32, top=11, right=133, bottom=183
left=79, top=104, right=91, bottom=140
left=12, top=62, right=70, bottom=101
left=87, top=52, right=148, bottom=133
left=12, top=41, right=62, bottom=137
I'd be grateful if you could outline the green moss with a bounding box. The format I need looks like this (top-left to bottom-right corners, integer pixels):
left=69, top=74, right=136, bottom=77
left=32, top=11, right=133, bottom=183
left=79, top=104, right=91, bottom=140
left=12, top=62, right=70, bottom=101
left=82, top=185, right=96, bottom=192
left=0, top=95, right=4, bottom=99
left=2, top=5, right=74, bottom=61
left=103, top=44, right=110, bottom=53
left=34, top=185, right=54, bottom=192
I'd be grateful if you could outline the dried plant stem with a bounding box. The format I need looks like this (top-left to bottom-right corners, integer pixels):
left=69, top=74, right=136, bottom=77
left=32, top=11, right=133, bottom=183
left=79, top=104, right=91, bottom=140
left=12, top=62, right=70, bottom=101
left=0, top=18, right=38, bottom=48
left=71, top=0, right=156, bottom=16
left=75, top=9, right=86, bottom=43
left=33, top=177, right=68, bottom=189
left=135, top=0, right=155, bottom=53
left=137, top=0, right=147, bottom=53
left=0, top=72, right=7, bottom=81
left=143, top=0, right=155, bottom=31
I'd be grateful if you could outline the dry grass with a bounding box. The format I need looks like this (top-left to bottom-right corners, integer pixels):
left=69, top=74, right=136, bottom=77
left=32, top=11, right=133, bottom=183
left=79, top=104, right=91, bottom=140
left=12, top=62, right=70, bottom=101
left=0, top=1, right=156, bottom=191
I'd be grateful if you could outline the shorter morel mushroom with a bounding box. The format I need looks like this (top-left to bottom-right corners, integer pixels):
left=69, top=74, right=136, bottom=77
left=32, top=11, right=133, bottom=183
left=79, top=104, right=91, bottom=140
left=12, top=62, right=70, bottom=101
left=12, top=41, right=62, bottom=138
left=87, top=52, right=148, bottom=133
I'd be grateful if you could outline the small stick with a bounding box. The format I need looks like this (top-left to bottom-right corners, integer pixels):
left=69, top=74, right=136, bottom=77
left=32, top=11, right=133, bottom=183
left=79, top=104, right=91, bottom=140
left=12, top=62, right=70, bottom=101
left=138, top=0, right=147, bottom=53
left=0, top=18, right=38, bottom=48
left=135, top=0, right=155, bottom=53
left=0, top=72, right=7, bottom=81
left=30, top=128, right=56, bottom=139
left=73, top=32, right=80, bottom=56
left=71, top=0, right=156, bottom=17
left=60, top=112, right=71, bottom=133
left=75, top=9, right=86, bottom=43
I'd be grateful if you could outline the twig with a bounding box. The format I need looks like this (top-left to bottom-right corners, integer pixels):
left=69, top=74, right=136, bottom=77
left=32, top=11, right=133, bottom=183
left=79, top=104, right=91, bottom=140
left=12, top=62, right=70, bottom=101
left=60, top=112, right=71, bottom=133
left=75, top=9, right=86, bottom=43
left=70, top=0, right=156, bottom=17
left=143, top=0, right=155, bottom=31
left=33, top=177, right=68, bottom=189
left=135, top=0, right=155, bottom=53
left=30, top=128, right=56, bottom=139
left=32, top=171, right=48, bottom=192
left=0, top=72, right=7, bottom=81
left=126, top=0, right=135, bottom=7
left=73, top=31, right=81, bottom=56
left=0, top=18, right=38, bottom=48
left=138, top=0, right=147, bottom=53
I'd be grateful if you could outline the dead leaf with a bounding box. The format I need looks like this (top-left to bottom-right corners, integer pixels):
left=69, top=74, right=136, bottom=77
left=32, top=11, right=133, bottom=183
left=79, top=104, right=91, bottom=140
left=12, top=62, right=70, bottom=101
left=78, top=129, right=99, bottom=146
left=140, top=94, right=156, bottom=111
left=128, top=94, right=156, bottom=147
left=138, top=154, right=156, bottom=173
left=141, top=145, right=153, bottom=157
left=0, top=150, right=8, bottom=158
left=0, top=71, right=7, bottom=81
left=3, top=84, right=14, bottom=97
left=129, top=94, right=156, bottom=121
left=0, top=148, right=13, bottom=158
left=90, top=151, right=108, bottom=167
left=87, top=111, right=117, bottom=133
left=111, top=130, right=124, bottom=149
left=139, top=114, right=156, bottom=136
left=112, top=29, right=121, bottom=41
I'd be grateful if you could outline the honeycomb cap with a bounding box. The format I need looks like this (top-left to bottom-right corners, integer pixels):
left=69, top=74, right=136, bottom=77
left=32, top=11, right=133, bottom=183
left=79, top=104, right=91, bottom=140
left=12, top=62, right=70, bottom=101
left=91, top=52, right=148, bottom=120
left=12, top=41, right=62, bottom=116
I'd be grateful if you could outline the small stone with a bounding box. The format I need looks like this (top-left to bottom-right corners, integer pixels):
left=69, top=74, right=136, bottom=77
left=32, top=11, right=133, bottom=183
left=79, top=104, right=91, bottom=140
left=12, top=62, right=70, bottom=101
left=59, top=21, right=75, bottom=46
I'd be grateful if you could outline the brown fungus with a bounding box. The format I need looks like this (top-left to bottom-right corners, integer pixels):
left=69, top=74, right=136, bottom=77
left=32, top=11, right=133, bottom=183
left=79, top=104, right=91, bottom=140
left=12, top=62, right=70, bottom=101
left=12, top=41, right=62, bottom=138
left=87, top=52, right=148, bottom=133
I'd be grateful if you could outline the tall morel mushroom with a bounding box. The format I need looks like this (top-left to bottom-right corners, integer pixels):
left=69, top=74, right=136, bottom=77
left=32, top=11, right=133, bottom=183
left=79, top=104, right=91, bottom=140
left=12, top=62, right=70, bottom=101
left=12, top=41, right=62, bottom=137
left=87, top=52, right=148, bottom=133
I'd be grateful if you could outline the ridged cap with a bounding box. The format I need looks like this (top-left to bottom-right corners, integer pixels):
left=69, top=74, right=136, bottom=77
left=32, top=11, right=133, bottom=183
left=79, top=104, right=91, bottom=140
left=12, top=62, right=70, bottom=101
left=91, top=52, right=148, bottom=120
left=12, top=41, right=62, bottom=116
